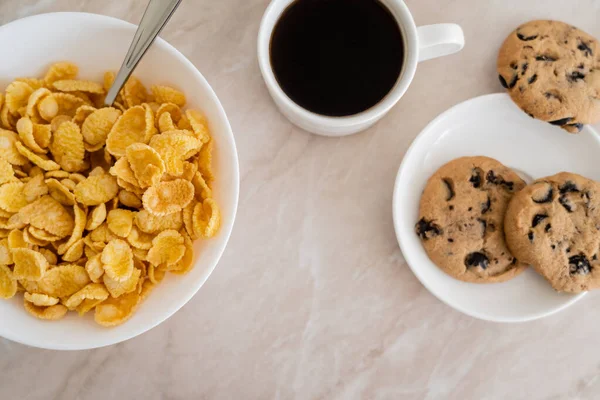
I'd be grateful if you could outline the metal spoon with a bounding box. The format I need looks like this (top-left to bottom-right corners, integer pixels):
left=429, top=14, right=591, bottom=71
left=104, top=0, right=183, bottom=106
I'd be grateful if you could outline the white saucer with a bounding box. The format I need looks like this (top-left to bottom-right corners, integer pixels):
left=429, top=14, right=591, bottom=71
left=392, top=93, right=600, bottom=322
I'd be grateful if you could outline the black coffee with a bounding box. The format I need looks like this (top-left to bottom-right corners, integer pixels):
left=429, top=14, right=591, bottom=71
left=270, top=0, right=404, bottom=117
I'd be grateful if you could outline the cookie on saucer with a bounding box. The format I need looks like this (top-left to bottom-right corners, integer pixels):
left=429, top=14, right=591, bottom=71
left=415, top=156, right=527, bottom=283
left=505, top=172, right=600, bottom=293
left=497, top=20, right=600, bottom=133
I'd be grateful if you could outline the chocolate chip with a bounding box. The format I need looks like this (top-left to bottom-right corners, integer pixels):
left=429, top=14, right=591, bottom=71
left=528, top=231, right=534, bottom=242
left=468, top=207, right=473, bottom=211
left=488, top=223, right=496, bottom=232
left=415, top=218, right=442, bottom=240
left=560, top=181, right=579, bottom=194
left=499, top=75, right=508, bottom=88
left=478, top=218, right=487, bottom=235
left=510, top=61, right=518, bottom=69
left=532, top=185, right=553, bottom=203
left=448, top=238, right=454, bottom=243
left=449, top=205, right=454, bottom=210
left=549, top=117, right=574, bottom=126
left=578, top=41, right=593, bottom=57
left=532, top=214, right=548, bottom=227
left=536, top=55, right=557, bottom=61
left=465, top=252, right=489, bottom=270
left=486, top=170, right=514, bottom=191
left=470, top=168, right=483, bottom=188
left=510, top=257, right=517, bottom=265
left=569, top=254, right=591, bottom=275
left=551, top=244, right=556, bottom=249
left=528, top=74, right=538, bottom=84
left=559, top=195, right=573, bottom=212
left=517, top=32, right=538, bottom=41
left=566, top=123, right=583, bottom=132
left=544, top=92, right=562, bottom=102
left=442, top=178, right=455, bottom=201
left=481, top=196, right=491, bottom=214
left=545, top=223, right=551, bottom=232
left=566, top=247, right=571, bottom=253
left=593, top=254, right=598, bottom=261
left=527, top=112, right=534, bottom=118
left=578, top=63, right=585, bottom=69
left=568, top=71, right=585, bottom=82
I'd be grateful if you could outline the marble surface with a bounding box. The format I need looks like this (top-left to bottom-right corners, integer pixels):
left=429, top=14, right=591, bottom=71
left=2, top=0, right=600, bottom=399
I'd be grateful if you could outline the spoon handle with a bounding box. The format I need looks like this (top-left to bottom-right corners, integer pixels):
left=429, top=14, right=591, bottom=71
left=105, top=0, right=183, bottom=106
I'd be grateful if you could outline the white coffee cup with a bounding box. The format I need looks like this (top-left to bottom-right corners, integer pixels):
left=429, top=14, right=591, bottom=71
left=257, top=0, right=465, bottom=137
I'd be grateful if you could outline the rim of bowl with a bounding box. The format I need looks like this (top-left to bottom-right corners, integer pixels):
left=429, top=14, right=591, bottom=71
left=0, top=11, right=240, bottom=350
left=392, top=93, right=587, bottom=323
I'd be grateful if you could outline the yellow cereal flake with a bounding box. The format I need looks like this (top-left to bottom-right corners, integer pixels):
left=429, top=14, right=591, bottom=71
left=74, top=173, right=118, bottom=205
left=60, top=178, right=77, bottom=191
left=17, top=117, right=47, bottom=153
left=123, top=76, right=148, bottom=108
left=101, top=239, right=134, bottom=282
left=53, top=80, right=104, bottom=94
left=50, top=115, right=71, bottom=133
left=85, top=254, right=104, bottom=284
left=193, top=198, right=221, bottom=239
left=44, top=62, right=78, bottom=85
left=0, top=238, right=12, bottom=265
left=0, top=264, right=16, bottom=298
left=109, top=157, right=140, bottom=187
left=81, top=107, right=121, bottom=147
left=26, top=88, right=52, bottom=121
left=126, top=143, right=165, bottom=188
left=5, top=81, right=34, bottom=114
left=197, top=139, right=213, bottom=183
left=142, top=179, right=194, bottom=216
left=86, top=203, right=107, bottom=231
left=106, top=105, right=151, bottom=157
left=186, top=109, right=211, bottom=144
left=191, top=171, right=212, bottom=201
left=16, top=78, right=46, bottom=90
left=135, top=209, right=182, bottom=233
left=62, top=238, right=84, bottom=262
left=46, top=178, right=75, bottom=206
left=0, top=181, right=29, bottom=212
left=156, top=103, right=183, bottom=125
left=94, top=289, right=140, bottom=327
left=24, top=292, right=59, bottom=306
left=50, top=121, right=86, bottom=172
left=0, top=102, right=17, bottom=130
left=107, top=209, right=134, bottom=238
left=0, top=158, right=17, bottom=186
left=38, top=247, right=57, bottom=265
left=0, top=129, right=28, bottom=165
left=146, top=229, right=185, bottom=267
left=57, top=204, right=86, bottom=255
left=24, top=300, right=68, bottom=320
left=27, top=226, right=60, bottom=242
left=71, top=105, right=97, bottom=127
left=37, top=264, right=90, bottom=298
left=157, top=111, right=176, bottom=132
left=15, top=141, right=60, bottom=171
left=18, top=195, right=74, bottom=238
left=8, top=229, right=27, bottom=250
left=64, top=282, right=109, bottom=310
left=170, top=235, right=194, bottom=274
left=127, top=225, right=154, bottom=250
left=151, top=85, right=186, bottom=107
left=22, top=228, right=48, bottom=246
left=12, top=248, right=49, bottom=281
left=118, top=190, right=142, bottom=208
left=103, top=266, right=140, bottom=298
left=149, top=131, right=202, bottom=176
left=37, top=94, right=58, bottom=121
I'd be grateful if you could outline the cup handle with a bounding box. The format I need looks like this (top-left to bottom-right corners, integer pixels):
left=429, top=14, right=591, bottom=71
left=417, top=23, right=465, bottom=62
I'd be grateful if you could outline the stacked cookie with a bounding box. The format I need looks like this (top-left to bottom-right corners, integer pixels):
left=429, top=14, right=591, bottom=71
left=415, top=157, right=600, bottom=293
left=497, top=20, right=600, bottom=133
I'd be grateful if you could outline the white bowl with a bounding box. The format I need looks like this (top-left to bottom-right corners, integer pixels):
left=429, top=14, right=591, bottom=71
left=0, top=12, right=239, bottom=349
left=393, top=93, right=596, bottom=323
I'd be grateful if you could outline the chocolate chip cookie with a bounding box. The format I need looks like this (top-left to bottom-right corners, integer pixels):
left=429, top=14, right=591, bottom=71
left=415, top=156, right=527, bottom=283
left=497, top=20, right=600, bottom=133
left=505, top=172, right=600, bottom=293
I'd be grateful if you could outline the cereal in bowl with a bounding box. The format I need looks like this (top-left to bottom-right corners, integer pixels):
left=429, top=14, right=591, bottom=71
left=0, top=62, right=221, bottom=327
